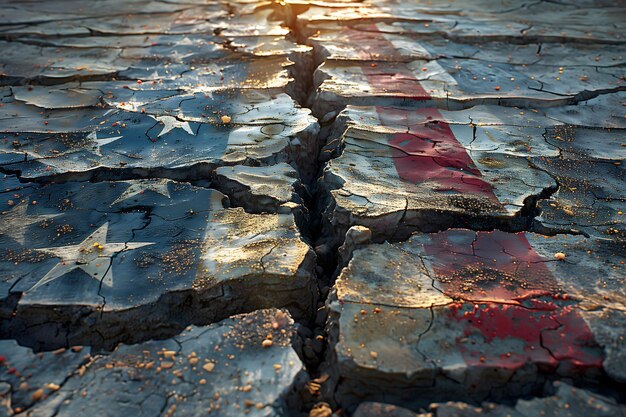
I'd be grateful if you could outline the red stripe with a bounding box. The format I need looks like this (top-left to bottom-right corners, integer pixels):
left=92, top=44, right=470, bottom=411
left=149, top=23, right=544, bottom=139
left=423, top=230, right=603, bottom=369
left=363, top=66, right=431, bottom=99
left=352, top=25, right=603, bottom=372
left=385, top=127, right=495, bottom=199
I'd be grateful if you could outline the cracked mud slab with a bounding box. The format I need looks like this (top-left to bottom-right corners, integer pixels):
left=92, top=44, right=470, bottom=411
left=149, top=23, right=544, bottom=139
left=298, top=2, right=625, bottom=117
left=308, top=29, right=626, bottom=68
left=0, top=0, right=296, bottom=92
left=311, top=58, right=624, bottom=115
left=0, top=309, right=305, bottom=417
left=0, top=178, right=316, bottom=350
left=1, top=90, right=319, bottom=184
left=531, top=148, right=625, bottom=240
left=0, top=1, right=287, bottom=39
left=353, top=381, right=625, bottom=417
left=294, top=1, right=625, bottom=44
left=320, top=108, right=555, bottom=246
left=325, top=227, right=625, bottom=412
left=214, top=163, right=307, bottom=215
left=0, top=0, right=321, bottom=195
left=321, top=126, right=521, bottom=244
left=320, top=102, right=624, bottom=246
left=327, top=97, right=626, bottom=143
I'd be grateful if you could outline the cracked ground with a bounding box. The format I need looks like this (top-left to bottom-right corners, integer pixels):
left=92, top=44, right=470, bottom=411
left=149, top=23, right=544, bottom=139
left=0, top=0, right=625, bottom=416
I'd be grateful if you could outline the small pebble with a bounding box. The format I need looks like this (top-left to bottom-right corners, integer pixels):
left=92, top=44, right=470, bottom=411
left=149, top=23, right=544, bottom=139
left=31, top=388, right=45, bottom=401
left=46, top=383, right=60, bottom=391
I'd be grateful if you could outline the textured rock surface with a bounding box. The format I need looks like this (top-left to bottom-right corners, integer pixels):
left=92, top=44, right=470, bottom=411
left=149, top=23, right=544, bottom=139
left=1, top=0, right=625, bottom=415
left=325, top=227, right=626, bottom=411
left=308, top=1, right=626, bottom=413
left=0, top=309, right=305, bottom=417
left=319, top=103, right=625, bottom=247
left=0, top=0, right=322, bottom=357
left=214, top=163, right=306, bottom=214
left=0, top=91, right=318, bottom=183
left=353, top=382, right=625, bottom=417
left=320, top=124, right=550, bottom=245
left=312, top=58, right=623, bottom=116
left=0, top=178, right=316, bottom=351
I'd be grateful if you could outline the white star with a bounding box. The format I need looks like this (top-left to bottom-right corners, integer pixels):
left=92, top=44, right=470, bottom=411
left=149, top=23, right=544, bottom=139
left=150, top=115, right=195, bottom=137
left=168, top=49, right=193, bottom=62
left=29, top=222, right=155, bottom=291
left=0, top=201, right=60, bottom=245
left=110, top=179, right=171, bottom=206
left=87, top=131, right=123, bottom=156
